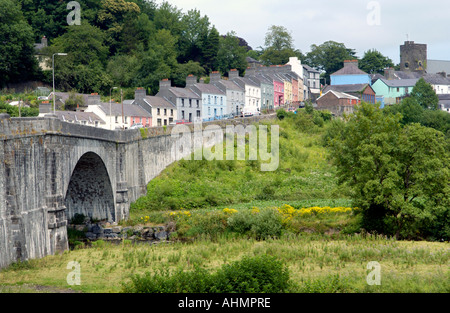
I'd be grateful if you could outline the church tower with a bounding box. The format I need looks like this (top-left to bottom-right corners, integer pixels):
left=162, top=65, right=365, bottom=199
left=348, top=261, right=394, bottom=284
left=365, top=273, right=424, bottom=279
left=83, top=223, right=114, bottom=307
left=400, top=41, right=427, bottom=73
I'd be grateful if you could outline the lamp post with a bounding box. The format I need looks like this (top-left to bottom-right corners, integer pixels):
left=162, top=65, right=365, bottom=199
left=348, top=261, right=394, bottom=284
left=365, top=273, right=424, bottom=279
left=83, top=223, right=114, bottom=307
left=110, top=87, right=118, bottom=130
left=52, top=53, right=68, bottom=115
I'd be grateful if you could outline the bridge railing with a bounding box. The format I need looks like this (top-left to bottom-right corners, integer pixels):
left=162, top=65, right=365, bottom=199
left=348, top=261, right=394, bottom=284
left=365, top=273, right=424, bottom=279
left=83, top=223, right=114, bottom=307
left=0, top=113, right=277, bottom=143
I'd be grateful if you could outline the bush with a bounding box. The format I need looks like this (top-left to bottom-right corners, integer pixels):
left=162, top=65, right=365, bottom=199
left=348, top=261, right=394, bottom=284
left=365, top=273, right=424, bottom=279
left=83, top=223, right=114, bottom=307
left=122, top=255, right=291, bottom=293
left=227, top=208, right=283, bottom=239
left=212, top=255, right=291, bottom=293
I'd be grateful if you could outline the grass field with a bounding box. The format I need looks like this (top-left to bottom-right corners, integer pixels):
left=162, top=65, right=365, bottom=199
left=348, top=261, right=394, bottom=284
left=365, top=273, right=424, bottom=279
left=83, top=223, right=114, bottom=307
left=1, top=115, right=448, bottom=293
left=0, top=233, right=448, bottom=293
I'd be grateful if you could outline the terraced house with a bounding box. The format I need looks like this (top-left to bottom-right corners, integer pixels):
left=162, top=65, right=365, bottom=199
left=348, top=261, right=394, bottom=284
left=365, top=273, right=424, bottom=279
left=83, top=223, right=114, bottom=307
left=186, top=75, right=227, bottom=121
left=210, top=71, right=245, bottom=116
left=157, top=78, right=202, bottom=123
left=230, top=69, right=262, bottom=115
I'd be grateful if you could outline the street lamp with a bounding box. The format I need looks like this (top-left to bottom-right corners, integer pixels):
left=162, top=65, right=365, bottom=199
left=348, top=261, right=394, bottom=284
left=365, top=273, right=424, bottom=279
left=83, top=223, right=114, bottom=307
left=52, top=53, right=68, bottom=115
left=110, top=87, right=118, bottom=130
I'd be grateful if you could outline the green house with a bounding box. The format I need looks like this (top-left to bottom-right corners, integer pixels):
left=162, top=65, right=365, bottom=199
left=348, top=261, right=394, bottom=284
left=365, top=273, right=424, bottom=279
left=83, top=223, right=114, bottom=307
left=371, top=78, right=418, bottom=105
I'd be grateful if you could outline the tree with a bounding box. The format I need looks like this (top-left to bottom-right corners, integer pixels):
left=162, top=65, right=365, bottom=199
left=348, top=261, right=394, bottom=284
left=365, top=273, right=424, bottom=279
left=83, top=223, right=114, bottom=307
left=178, top=9, right=212, bottom=64
left=304, top=41, right=356, bottom=81
left=359, top=49, right=394, bottom=74
left=259, top=25, right=303, bottom=66
left=49, top=23, right=109, bottom=66
left=200, top=26, right=220, bottom=73
left=172, top=60, right=206, bottom=87
left=64, top=91, right=85, bottom=111
left=328, top=103, right=449, bottom=239
left=410, top=78, right=439, bottom=110
left=0, top=0, right=39, bottom=87
left=216, top=31, right=248, bottom=75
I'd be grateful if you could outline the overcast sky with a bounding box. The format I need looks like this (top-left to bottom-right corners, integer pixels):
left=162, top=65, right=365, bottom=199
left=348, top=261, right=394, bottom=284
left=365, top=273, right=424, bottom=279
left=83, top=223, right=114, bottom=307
left=155, top=0, right=450, bottom=64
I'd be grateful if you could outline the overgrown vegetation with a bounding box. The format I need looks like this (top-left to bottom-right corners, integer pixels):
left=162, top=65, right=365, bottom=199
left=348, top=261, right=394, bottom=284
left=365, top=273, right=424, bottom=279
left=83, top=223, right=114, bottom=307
left=131, top=111, right=346, bottom=213
left=123, top=254, right=291, bottom=293
left=326, top=102, right=450, bottom=241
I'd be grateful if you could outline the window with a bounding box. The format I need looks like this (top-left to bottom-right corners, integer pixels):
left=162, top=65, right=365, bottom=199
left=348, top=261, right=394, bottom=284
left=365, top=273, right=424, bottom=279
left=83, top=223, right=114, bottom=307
left=164, top=109, right=167, bottom=116
left=196, top=100, right=200, bottom=108
left=189, top=113, right=192, bottom=122
left=181, top=99, right=185, bottom=107
left=169, top=117, right=173, bottom=123
left=157, top=119, right=162, bottom=126
left=181, top=111, right=185, bottom=120
left=157, top=108, right=160, bottom=115
left=214, top=108, right=217, bottom=116
left=115, top=116, right=118, bottom=123
left=164, top=119, right=167, bottom=126
left=208, top=107, right=211, bottom=115
left=171, top=109, right=174, bottom=116
left=189, top=99, right=192, bottom=107
left=214, top=96, right=217, bottom=104
left=208, top=95, right=211, bottom=104
left=197, top=110, right=201, bottom=118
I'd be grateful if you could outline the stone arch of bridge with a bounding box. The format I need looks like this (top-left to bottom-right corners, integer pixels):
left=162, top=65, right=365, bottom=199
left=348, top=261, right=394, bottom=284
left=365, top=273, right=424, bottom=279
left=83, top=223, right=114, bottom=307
left=64, top=152, right=115, bottom=223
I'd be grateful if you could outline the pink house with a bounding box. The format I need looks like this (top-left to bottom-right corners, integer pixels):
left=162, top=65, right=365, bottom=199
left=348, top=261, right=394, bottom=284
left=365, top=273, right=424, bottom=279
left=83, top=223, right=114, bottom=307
left=273, top=77, right=284, bottom=107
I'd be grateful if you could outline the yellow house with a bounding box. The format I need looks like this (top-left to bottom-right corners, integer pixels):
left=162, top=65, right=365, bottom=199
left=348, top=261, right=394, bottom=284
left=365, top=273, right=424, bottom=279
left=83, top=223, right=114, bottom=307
left=283, top=77, right=292, bottom=106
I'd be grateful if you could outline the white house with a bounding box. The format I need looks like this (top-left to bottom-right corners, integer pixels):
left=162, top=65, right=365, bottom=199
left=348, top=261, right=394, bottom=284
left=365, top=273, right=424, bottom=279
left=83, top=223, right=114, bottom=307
left=230, top=69, right=261, bottom=115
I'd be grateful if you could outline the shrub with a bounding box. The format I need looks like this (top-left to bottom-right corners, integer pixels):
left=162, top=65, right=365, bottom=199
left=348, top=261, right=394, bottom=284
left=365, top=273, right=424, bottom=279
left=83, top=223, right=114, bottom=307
left=122, top=255, right=291, bottom=293
left=227, top=208, right=283, bottom=239
left=212, top=255, right=291, bottom=293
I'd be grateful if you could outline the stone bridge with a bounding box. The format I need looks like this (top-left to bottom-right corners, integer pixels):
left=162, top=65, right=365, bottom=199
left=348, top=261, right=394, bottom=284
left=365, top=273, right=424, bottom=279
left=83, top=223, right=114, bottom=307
left=0, top=113, right=273, bottom=268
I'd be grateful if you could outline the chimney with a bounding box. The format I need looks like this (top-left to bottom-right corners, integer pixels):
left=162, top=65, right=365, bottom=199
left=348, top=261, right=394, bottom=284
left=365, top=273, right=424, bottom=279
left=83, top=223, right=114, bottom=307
left=344, top=59, right=359, bottom=68
left=384, top=68, right=395, bottom=80
left=88, top=93, right=101, bottom=106
left=245, top=68, right=256, bottom=77
left=159, top=79, right=171, bottom=90
left=228, top=69, right=239, bottom=80
left=186, top=74, right=197, bottom=87
left=41, top=36, right=48, bottom=47
left=135, top=87, right=146, bottom=102
left=210, top=71, right=221, bottom=83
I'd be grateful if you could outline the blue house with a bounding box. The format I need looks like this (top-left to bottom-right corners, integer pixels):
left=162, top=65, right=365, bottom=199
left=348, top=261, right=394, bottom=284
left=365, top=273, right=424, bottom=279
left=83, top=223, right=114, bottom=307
left=330, top=60, right=371, bottom=85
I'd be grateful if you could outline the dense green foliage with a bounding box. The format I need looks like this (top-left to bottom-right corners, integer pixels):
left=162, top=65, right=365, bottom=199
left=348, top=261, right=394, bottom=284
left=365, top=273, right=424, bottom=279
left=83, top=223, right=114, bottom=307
left=304, top=41, right=357, bottom=82
left=5, top=0, right=250, bottom=94
left=131, top=115, right=346, bottom=212
left=359, top=49, right=395, bottom=74
left=326, top=103, right=450, bottom=240
left=0, top=0, right=39, bottom=87
left=122, top=254, right=291, bottom=293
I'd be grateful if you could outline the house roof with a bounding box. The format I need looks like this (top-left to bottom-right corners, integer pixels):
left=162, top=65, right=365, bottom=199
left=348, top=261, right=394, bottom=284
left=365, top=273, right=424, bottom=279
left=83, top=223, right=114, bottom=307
left=376, top=78, right=419, bottom=87
left=323, top=84, right=372, bottom=94
left=214, top=79, right=244, bottom=92
left=54, top=111, right=105, bottom=124
left=331, top=63, right=368, bottom=76
left=317, top=90, right=361, bottom=101
left=97, top=102, right=152, bottom=117
left=168, top=87, right=201, bottom=99
left=190, top=83, right=226, bottom=95
left=233, top=76, right=259, bottom=87
left=303, top=64, right=320, bottom=73
left=423, top=73, right=450, bottom=85
left=144, top=96, right=176, bottom=109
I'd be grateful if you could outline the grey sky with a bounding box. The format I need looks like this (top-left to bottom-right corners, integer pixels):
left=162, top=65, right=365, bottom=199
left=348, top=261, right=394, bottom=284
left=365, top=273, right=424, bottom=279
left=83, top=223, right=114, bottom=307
left=155, top=0, right=450, bottom=64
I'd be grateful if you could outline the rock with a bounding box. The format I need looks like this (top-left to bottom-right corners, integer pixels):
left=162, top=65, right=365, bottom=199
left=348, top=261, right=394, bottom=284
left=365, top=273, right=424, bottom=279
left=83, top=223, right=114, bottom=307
left=154, top=231, right=168, bottom=241
left=85, top=232, right=97, bottom=240
left=104, top=228, right=113, bottom=235
left=112, top=226, right=122, bottom=234
left=92, top=224, right=103, bottom=234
